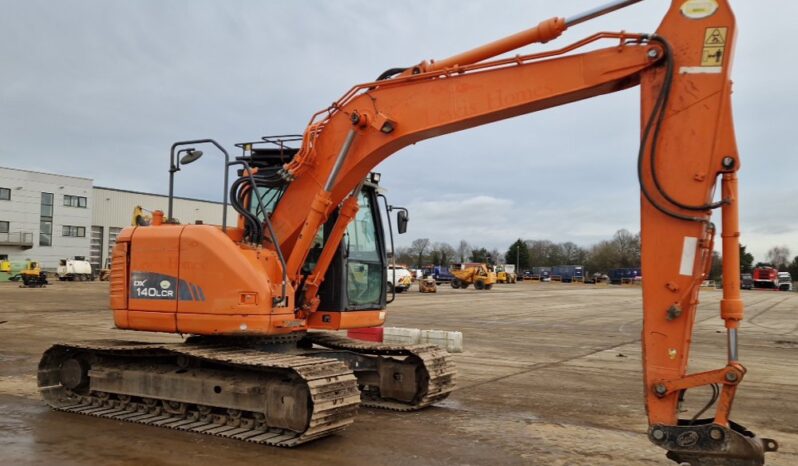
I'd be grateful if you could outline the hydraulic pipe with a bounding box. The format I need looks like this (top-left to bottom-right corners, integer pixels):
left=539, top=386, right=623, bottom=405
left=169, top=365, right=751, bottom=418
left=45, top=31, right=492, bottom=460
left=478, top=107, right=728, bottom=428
left=425, top=17, right=566, bottom=73
left=324, top=129, right=357, bottom=192
left=565, top=0, right=645, bottom=27
left=286, top=130, right=357, bottom=278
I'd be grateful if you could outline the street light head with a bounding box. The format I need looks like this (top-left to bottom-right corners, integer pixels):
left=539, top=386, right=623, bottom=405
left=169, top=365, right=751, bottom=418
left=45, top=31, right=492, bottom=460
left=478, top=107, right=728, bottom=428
left=180, top=149, right=203, bottom=165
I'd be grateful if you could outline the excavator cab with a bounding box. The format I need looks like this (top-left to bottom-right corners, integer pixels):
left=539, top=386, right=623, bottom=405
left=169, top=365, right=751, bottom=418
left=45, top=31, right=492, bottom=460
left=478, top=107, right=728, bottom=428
left=237, top=137, right=399, bottom=314
left=317, top=177, right=388, bottom=311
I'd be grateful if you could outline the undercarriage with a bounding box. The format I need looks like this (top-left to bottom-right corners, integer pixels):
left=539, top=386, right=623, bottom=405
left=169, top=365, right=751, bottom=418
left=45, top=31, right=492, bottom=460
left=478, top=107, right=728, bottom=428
left=38, top=332, right=455, bottom=446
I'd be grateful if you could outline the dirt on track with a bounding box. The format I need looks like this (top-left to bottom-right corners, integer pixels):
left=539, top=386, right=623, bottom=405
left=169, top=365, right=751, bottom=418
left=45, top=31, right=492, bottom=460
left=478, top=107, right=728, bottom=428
left=1, top=281, right=796, bottom=465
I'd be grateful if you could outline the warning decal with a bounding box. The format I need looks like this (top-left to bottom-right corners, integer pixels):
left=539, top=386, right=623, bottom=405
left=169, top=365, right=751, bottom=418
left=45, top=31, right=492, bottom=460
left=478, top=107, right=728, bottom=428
left=704, top=27, right=726, bottom=45
left=700, top=27, right=727, bottom=67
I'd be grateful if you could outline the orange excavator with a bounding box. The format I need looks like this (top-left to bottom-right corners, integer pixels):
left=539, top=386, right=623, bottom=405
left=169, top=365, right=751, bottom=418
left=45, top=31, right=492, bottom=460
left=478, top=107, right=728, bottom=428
left=37, top=1, right=778, bottom=463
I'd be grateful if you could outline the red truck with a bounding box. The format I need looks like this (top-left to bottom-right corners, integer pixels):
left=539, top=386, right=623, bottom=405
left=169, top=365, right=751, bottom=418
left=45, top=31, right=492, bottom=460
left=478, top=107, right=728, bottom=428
left=753, top=266, right=779, bottom=289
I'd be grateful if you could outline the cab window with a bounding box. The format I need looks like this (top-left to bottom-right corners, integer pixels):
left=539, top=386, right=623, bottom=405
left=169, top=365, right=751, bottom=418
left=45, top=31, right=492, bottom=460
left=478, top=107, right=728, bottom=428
left=345, top=191, right=382, bottom=306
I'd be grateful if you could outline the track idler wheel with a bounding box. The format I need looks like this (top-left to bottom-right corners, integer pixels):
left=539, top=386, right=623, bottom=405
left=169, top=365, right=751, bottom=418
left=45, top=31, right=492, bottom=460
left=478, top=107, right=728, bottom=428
left=59, top=357, right=90, bottom=391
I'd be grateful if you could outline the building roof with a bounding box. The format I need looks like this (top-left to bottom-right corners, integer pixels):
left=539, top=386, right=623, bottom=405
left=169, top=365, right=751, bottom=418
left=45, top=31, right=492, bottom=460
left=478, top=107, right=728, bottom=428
left=94, top=186, right=224, bottom=205
left=1, top=165, right=225, bottom=206
left=0, top=165, right=93, bottom=181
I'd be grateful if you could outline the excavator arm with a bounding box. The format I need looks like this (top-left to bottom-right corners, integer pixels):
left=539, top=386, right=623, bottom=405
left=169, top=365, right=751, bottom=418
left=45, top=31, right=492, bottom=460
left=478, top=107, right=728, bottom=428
left=265, top=1, right=775, bottom=463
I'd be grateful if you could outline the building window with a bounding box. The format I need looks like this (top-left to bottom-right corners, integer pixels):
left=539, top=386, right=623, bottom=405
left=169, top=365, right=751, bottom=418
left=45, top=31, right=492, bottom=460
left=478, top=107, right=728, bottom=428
left=40, top=192, right=54, bottom=246
left=62, top=225, right=86, bottom=237
left=0, top=221, right=8, bottom=234
left=0, top=187, right=10, bottom=201
left=41, top=192, right=54, bottom=217
left=64, top=195, right=87, bottom=208
left=40, top=221, right=52, bottom=246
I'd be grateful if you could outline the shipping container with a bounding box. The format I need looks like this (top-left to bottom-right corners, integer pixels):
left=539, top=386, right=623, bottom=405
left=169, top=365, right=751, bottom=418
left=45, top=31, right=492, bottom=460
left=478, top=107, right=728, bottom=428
left=608, top=267, right=641, bottom=285
left=551, top=265, right=585, bottom=283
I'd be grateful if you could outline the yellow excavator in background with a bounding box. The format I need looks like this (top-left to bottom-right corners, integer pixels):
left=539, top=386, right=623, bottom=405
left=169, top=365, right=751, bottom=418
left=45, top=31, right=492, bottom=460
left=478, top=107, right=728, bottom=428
left=11, top=260, right=48, bottom=288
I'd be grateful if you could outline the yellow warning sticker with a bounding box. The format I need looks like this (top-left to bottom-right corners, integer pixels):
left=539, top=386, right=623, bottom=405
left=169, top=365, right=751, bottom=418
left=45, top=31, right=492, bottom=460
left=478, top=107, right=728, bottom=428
left=704, top=27, right=727, bottom=46
left=700, top=27, right=727, bottom=67
left=701, top=47, right=724, bottom=66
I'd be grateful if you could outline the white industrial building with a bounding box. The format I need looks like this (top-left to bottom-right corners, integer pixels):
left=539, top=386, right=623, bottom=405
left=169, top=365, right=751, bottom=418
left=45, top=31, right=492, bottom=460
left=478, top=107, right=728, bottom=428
left=0, top=166, right=235, bottom=272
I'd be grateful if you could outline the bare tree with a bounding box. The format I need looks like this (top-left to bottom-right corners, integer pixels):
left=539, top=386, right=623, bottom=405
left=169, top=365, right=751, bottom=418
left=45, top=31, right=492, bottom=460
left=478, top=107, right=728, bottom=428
left=766, top=245, right=791, bottom=270
left=526, top=240, right=561, bottom=266
left=561, top=241, right=588, bottom=264
left=490, top=248, right=501, bottom=265
left=612, top=229, right=640, bottom=268
left=432, top=242, right=457, bottom=266
left=408, top=238, right=431, bottom=268
left=456, top=240, right=471, bottom=263
left=586, top=240, right=617, bottom=273
left=394, top=246, right=414, bottom=266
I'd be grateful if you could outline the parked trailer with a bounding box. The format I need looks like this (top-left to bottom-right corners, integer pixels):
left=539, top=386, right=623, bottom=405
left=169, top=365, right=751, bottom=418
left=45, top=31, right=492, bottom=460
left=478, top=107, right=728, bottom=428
left=609, top=267, right=642, bottom=285
left=526, top=266, right=551, bottom=281
left=551, top=265, right=585, bottom=283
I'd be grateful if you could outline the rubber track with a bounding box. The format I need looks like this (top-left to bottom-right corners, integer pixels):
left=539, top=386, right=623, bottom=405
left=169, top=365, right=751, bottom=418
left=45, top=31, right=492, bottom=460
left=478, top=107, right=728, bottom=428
left=304, top=332, right=456, bottom=411
left=38, top=340, right=361, bottom=447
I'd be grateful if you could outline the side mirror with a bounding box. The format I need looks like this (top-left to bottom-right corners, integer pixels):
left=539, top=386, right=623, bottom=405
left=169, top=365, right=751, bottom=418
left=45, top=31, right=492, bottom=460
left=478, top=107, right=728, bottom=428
left=397, top=210, right=408, bottom=234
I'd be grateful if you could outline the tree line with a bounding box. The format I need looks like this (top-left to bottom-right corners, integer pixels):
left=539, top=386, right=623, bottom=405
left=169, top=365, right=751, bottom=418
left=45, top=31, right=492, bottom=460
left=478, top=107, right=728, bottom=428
left=394, top=239, right=502, bottom=270
left=395, top=229, right=641, bottom=273
left=396, top=232, right=798, bottom=279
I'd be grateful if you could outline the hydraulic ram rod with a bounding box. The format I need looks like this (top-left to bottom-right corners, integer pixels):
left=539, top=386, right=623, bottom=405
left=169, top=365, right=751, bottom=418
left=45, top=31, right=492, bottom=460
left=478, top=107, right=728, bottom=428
left=423, top=0, right=644, bottom=74
left=565, top=0, right=645, bottom=27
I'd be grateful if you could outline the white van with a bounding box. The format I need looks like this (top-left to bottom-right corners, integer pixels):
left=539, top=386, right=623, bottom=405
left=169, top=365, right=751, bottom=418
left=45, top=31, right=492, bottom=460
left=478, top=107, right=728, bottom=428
left=778, top=272, right=793, bottom=292
left=57, top=257, right=93, bottom=281
left=387, top=265, right=413, bottom=293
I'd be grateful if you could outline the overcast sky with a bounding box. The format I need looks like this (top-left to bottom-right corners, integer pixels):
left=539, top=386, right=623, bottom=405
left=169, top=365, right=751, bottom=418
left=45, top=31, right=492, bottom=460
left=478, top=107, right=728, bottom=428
left=1, top=1, right=795, bottom=261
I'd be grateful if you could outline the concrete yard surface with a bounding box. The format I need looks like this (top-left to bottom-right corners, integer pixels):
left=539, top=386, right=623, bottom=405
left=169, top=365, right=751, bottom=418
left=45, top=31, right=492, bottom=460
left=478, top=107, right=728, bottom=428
left=0, top=281, right=796, bottom=465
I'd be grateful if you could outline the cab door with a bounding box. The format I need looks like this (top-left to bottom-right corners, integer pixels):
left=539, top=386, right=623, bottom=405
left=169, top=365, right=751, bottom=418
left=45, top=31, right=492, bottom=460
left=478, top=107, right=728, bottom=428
left=318, top=186, right=387, bottom=311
